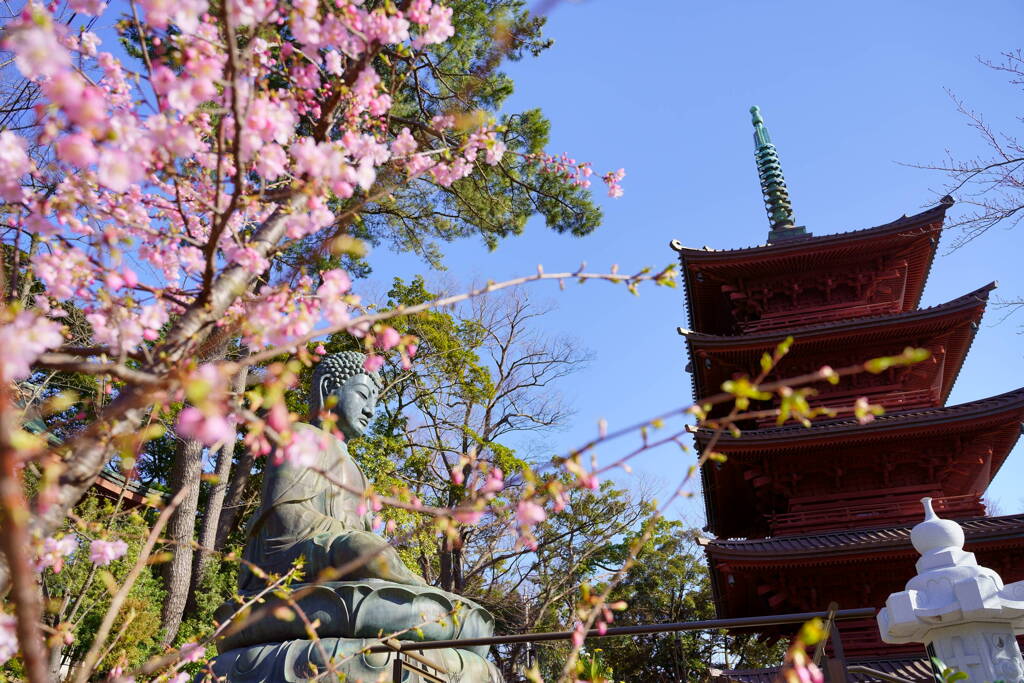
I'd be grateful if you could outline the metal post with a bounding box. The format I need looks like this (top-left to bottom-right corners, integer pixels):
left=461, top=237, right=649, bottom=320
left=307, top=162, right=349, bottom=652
left=813, top=602, right=838, bottom=666
left=830, top=619, right=849, bottom=683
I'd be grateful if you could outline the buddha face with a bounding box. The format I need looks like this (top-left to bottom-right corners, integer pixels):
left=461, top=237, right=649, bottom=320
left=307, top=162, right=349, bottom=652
left=329, top=374, right=379, bottom=440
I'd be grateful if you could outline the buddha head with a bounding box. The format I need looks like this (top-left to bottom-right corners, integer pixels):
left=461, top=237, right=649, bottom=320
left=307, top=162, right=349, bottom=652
left=310, top=351, right=383, bottom=439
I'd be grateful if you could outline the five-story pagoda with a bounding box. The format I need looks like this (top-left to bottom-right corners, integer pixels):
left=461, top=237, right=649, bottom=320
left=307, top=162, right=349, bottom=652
left=673, top=107, right=1024, bottom=678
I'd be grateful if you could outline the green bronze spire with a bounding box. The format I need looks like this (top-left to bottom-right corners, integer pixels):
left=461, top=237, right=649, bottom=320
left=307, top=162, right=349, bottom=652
left=750, top=106, right=806, bottom=242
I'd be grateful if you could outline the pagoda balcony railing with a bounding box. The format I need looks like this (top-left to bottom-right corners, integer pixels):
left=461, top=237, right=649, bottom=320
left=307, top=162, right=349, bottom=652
left=754, top=386, right=941, bottom=428
left=768, top=493, right=985, bottom=536
left=735, top=299, right=902, bottom=334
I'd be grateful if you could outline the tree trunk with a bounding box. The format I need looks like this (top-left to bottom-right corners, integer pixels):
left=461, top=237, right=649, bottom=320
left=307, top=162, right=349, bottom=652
left=214, top=445, right=256, bottom=551
left=438, top=543, right=453, bottom=593
left=437, top=534, right=465, bottom=594
left=452, top=540, right=464, bottom=594
left=160, top=436, right=204, bottom=645
left=186, top=365, right=248, bottom=613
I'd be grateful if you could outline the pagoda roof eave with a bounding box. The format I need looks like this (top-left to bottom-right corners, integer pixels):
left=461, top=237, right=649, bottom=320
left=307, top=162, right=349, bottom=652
left=703, top=512, right=1024, bottom=563
left=694, top=386, right=1024, bottom=450
left=672, top=198, right=951, bottom=265
left=674, top=198, right=951, bottom=334
left=682, top=282, right=994, bottom=349
left=684, top=283, right=992, bottom=407
left=714, top=656, right=935, bottom=683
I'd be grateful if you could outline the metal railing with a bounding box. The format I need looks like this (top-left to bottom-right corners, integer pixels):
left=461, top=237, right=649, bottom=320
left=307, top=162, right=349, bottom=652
left=376, top=606, right=879, bottom=682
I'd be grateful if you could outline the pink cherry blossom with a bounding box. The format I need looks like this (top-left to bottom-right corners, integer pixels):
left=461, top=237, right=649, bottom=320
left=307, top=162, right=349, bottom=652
left=603, top=168, right=626, bottom=198
left=246, top=98, right=297, bottom=145
left=411, top=4, right=454, bottom=48
left=0, top=614, right=16, bottom=666
left=176, top=407, right=235, bottom=446
left=227, top=0, right=275, bottom=27
left=33, top=246, right=94, bottom=300
left=317, top=269, right=352, bottom=325
left=180, top=642, right=204, bottom=663
left=266, top=403, right=290, bottom=436
left=407, top=0, right=432, bottom=24
left=516, top=500, right=546, bottom=526
left=277, top=428, right=326, bottom=468
left=36, top=535, right=77, bottom=573
left=375, top=326, right=401, bottom=350
left=64, top=85, right=107, bottom=129
left=0, top=311, right=64, bottom=382
left=23, top=214, right=60, bottom=237
left=391, top=127, right=417, bottom=157
left=122, top=268, right=139, bottom=288
left=139, top=0, right=207, bottom=32
left=80, top=32, right=101, bottom=56
left=484, top=139, right=506, bottom=166
left=284, top=202, right=334, bottom=239
left=453, top=508, right=483, bottom=524
left=89, top=539, right=129, bottom=566
left=480, top=468, right=504, bottom=494
left=105, top=272, right=126, bottom=290
left=0, top=131, right=34, bottom=201
left=854, top=396, right=876, bottom=425
left=224, top=245, right=270, bottom=274
left=570, top=622, right=585, bottom=648
left=57, top=133, right=99, bottom=167
left=107, top=665, right=135, bottom=683
left=68, top=0, right=106, bottom=14
left=324, top=50, right=343, bottom=76
left=98, top=149, right=140, bottom=192
left=3, top=20, right=70, bottom=80
left=256, top=143, right=288, bottom=180
left=42, top=71, right=85, bottom=109
left=790, top=660, right=824, bottom=683
left=363, top=355, right=385, bottom=372
left=149, top=65, right=176, bottom=95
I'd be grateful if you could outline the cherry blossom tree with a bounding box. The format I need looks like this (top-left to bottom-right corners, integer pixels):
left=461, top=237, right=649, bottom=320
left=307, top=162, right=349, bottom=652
left=0, top=0, right=657, bottom=679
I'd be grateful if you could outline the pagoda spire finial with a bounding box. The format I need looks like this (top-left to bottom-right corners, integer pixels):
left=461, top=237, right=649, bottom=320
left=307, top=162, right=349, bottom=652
left=750, top=106, right=806, bottom=242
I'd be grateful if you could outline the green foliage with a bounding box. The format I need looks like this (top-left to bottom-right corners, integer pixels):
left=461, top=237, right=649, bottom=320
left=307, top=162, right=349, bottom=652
left=576, top=648, right=617, bottom=682
left=176, top=554, right=239, bottom=648
left=931, top=657, right=970, bottom=683
left=507, top=481, right=650, bottom=679
left=39, top=496, right=166, bottom=676
left=594, top=516, right=784, bottom=678
left=863, top=346, right=931, bottom=374
left=276, top=0, right=603, bottom=279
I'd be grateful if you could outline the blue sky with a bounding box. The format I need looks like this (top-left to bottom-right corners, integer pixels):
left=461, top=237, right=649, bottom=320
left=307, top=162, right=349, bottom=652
left=368, top=0, right=1024, bottom=525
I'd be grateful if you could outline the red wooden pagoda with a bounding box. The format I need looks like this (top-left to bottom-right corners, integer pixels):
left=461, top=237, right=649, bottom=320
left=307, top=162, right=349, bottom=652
left=674, top=107, right=1024, bottom=678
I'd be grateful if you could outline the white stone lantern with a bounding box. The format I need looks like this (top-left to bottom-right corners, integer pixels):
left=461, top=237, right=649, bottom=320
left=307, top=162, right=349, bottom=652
left=877, top=498, right=1024, bottom=681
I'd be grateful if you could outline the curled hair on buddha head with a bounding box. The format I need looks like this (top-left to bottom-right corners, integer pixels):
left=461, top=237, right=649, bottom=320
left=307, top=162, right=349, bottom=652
left=309, top=351, right=383, bottom=419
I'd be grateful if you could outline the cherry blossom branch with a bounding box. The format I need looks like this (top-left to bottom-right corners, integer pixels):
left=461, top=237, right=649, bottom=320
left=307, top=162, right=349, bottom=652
left=71, top=483, right=190, bottom=683
left=240, top=264, right=676, bottom=367
left=35, top=352, right=160, bottom=385
left=132, top=569, right=298, bottom=680
left=0, top=385, right=49, bottom=683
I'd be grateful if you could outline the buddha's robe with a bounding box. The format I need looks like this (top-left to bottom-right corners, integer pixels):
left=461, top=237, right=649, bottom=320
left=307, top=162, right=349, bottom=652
left=239, top=422, right=424, bottom=590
